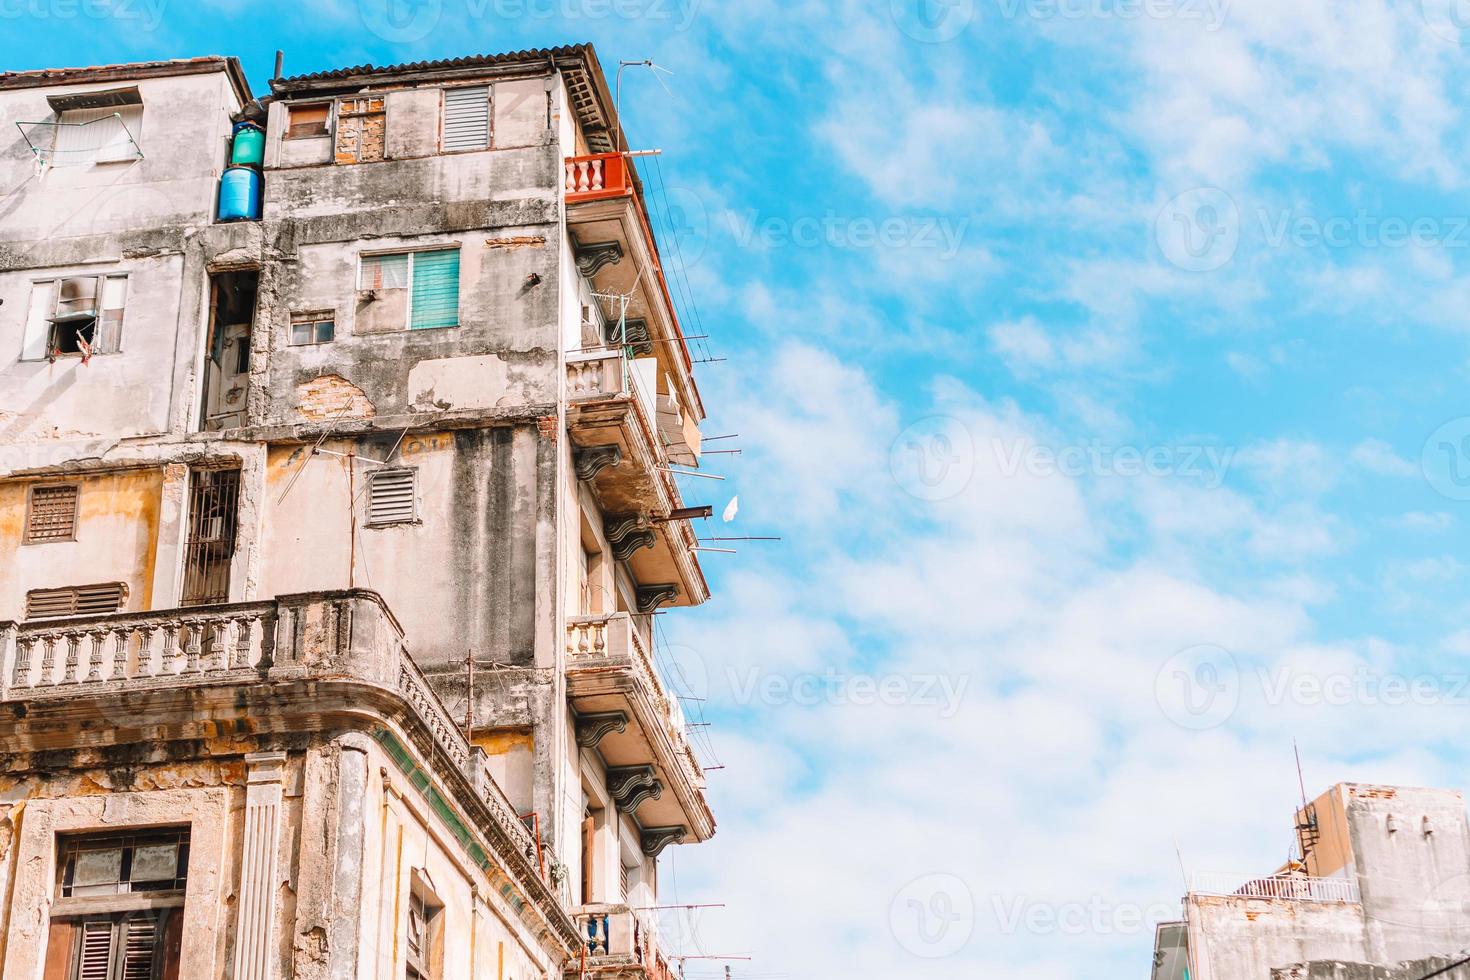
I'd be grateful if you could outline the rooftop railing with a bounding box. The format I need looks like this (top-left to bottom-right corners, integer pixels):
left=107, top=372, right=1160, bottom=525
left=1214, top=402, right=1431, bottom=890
left=1189, top=872, right=1360, bottom=904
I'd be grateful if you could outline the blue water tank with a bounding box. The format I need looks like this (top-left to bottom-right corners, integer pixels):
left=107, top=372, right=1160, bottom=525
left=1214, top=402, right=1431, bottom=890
left=218, top=166, right=261, bottom=221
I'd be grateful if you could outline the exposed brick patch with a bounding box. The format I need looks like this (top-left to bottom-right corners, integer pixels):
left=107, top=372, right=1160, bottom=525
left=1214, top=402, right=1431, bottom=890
left=297, top=375, right=376, bottom=422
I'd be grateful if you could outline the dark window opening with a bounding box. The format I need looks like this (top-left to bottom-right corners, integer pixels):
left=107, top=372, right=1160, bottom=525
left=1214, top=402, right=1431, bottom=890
left=200, top=270, right=258, bottom=432
left=180, top=468, right=240, bottom=607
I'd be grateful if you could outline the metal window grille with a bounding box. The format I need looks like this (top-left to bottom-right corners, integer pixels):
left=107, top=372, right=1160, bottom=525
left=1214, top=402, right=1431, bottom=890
left=180, top=468, right=241, bottom=606
left=367, top=469, right=417, bottom=526
left=25, top=583, right=126, bottom=620
left=26, top=484, right=79, bottom=542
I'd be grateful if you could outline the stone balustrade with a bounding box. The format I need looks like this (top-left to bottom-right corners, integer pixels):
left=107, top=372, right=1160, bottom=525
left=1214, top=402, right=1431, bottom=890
left=0, top=590, right=539, bottom=875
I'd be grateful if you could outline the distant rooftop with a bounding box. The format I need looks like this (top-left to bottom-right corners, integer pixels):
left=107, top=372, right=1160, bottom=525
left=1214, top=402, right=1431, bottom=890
left=0, top=55, right=250, bottom=103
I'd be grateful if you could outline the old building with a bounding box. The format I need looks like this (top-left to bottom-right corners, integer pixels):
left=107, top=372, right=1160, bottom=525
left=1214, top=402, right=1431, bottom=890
left=0, top=43, right=713, bottom=979
left=1151, top=783, right=1470, bottom=980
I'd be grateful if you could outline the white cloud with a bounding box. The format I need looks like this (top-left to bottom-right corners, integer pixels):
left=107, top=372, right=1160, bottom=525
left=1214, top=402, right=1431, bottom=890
left=1350, top=438, right=1419, bottom=477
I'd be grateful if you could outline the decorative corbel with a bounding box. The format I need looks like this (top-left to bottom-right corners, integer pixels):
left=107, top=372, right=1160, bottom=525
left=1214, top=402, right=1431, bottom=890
left=609, top=767, right=663, bottom=814
left=640, top=826, right=687, bottom=858
left=573, top=444, right=623, bottom=481
left=575, top=711, right=629, bottom=749
left=636, top=584, right=680, bottom=613
left=606, top=514, right=656, bottom=562
left=619, top=317, right=655, bottom=358
left=607, top=765, right=656, bottom=802
left=576, top=241, right=624, bottom=277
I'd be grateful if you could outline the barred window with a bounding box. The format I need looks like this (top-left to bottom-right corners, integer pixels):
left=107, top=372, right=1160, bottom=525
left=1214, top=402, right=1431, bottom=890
left=25, top=483, right=79, bottom=543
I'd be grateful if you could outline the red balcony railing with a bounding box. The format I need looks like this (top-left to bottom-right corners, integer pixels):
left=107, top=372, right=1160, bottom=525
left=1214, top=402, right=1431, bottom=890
left=565, top=152, right=632, bottom=202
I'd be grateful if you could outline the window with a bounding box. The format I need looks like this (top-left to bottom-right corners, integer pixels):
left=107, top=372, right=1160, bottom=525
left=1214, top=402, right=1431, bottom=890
left=286, top=102, right=330, bottom=140
left=357, top=249, right=460, bottom=331
left=21, top=275, right=128, bottom=361
left=367, top=469, right=417, bottom=527
left=290, top=313, right=335, bottom=346
left=52, top=830, right=187, bottom=980
left=181, top=469, right=241, bottom=606
left=335, top=96, right=385, bottom=164
left=25, top=583, right=126, bottom=620
left=26, top=484, right=79, bottom=543
left=52, top=105, right=143, bottom=166
left=405, top=872, right=443, bottom=980
left=442, top=86, right=490, bottom=152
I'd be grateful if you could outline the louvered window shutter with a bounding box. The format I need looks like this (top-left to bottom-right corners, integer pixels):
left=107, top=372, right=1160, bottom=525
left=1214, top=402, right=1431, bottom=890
left=410, top=250, right=460, bottom=329
left=25, top=583, right=125, bottom=619
left=368, top=469, right=417, bottom=525
left=443, top=86, right=490, bottom=151
left=119, top=915, right=158, bottom=980
left=76, top=920, right=115, bottom=980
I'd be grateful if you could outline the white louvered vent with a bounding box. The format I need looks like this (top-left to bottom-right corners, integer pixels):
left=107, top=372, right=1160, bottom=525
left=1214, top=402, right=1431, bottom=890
left=367, top=469, right=417, bottom=526
left=77, top=920, right=115, bottom=980
left=25, top=582, right=126, bottom=620
left=443, top=86, right=490, bottom=151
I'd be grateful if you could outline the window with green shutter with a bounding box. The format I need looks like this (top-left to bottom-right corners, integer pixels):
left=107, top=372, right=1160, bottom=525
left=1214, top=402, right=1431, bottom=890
left=410, top=249, right=460, bottom=330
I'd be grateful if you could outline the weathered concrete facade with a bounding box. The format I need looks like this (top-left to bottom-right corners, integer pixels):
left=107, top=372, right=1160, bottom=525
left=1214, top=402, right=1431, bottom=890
left=1152, top=784, right=1470, bottom=980
left=0, top=44, right=715, bottom=979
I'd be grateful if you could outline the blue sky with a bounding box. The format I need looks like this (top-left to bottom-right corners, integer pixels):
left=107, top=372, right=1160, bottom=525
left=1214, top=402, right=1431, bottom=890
left=9, top=1, right=1470, bottom=976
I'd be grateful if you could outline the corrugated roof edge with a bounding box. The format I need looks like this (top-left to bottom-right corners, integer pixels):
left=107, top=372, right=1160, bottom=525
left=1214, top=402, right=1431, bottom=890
left=0, top=56, right=252, bottom=106
left=269, top=43, right=591, bottom=86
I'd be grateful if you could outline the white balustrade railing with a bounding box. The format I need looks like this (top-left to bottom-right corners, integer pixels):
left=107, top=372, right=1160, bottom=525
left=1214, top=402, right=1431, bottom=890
left=0, top=592, right=542, bottom=882
left=567, top=350, right=626, bottom=400
left=566, top=614, right=702, bottom=784
left=1190, top=872, right=1360, bottom=904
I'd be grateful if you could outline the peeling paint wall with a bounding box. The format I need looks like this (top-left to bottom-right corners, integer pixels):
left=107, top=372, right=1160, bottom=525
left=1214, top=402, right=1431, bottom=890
left=0, top=468, right=164, bottom=620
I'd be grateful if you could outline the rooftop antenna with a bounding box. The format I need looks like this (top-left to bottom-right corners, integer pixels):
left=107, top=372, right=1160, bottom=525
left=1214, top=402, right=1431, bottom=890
left=615, top=59, right=674, bottom=152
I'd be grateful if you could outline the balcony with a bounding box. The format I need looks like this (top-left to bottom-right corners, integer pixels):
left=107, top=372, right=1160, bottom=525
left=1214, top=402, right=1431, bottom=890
left=0, top=592, right=542, bottom=887
left=572, top=904, right=679, bottom=980
left=1189, top=872, right=1360, bottom=904
left=566, top=614, right=714, bottom=847
left=567, top=351, right=709, bottom=608
left=563, top=153, right=704, bottom=453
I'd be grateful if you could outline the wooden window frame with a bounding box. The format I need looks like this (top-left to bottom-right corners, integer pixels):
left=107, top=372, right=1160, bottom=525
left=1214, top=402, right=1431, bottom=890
left=284, top=101, right=332, bottom=141
left=24, top=482, right=80, bottom=544
left=289, top=311, right=336, bottom=346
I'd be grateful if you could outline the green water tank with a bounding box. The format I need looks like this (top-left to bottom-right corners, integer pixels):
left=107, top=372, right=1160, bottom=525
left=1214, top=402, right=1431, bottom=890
left=230, top=122, right=265, bottom=167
